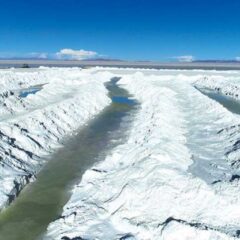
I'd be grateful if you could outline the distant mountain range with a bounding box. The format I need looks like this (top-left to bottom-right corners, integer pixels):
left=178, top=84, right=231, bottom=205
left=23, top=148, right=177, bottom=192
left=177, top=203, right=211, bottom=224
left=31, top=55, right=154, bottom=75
left=193, top=60, right=240, bottom=63
left=0, top=57, right=240, bottom=64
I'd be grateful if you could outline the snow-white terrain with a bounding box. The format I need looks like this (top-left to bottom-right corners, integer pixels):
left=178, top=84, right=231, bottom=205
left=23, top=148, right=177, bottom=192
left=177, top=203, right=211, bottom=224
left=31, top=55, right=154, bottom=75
left=0, top=67, right=112, bottom=210
left=44, top=69, right=240, bottom=240
left=195, top=75, right=240, bottom=101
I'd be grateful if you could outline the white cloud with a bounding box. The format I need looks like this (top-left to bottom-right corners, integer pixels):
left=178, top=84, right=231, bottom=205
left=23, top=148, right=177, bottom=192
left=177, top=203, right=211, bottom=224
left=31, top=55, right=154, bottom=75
left=29, top=52, right=48, bottom=59
left=56, top=49, right=98, bottom=60
left=0, top=49, right=98, bottom=60
left=173, top=55, right=195, bottom=62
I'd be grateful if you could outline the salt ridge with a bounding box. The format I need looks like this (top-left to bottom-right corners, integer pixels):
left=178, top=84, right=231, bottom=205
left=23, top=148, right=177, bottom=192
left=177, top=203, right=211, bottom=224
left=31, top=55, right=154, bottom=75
left=0, top=68, right=112, bottom=210
left=45, top=70, right=240, bottom=240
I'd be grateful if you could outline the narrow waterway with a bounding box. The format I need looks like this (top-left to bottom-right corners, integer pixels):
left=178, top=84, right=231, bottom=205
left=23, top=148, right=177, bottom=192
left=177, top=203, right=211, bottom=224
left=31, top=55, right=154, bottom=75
left=18, top=84, right=45, bottom=98
left=196, top=87, right=240, bottom=115
left=0, top=78, right=139, bottom=240
left=188, top=86, right=240, bottom=184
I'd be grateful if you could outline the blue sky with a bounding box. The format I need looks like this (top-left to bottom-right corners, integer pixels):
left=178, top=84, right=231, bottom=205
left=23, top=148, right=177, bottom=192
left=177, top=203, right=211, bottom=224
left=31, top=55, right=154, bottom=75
left=0, top=0, right=240, bottom=61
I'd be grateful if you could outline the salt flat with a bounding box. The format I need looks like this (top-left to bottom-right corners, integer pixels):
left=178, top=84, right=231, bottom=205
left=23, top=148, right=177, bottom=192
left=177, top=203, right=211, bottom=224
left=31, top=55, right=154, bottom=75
left=0, top=67, right=240, bottom=240
left=0, top=67, right=112, bottom=210
left=44, top=68, right=240, bottom=240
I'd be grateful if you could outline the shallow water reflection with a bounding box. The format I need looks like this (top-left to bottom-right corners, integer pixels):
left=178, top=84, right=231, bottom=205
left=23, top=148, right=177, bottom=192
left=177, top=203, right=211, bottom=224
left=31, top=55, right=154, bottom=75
left=0, top=78, right=139, bottom=240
